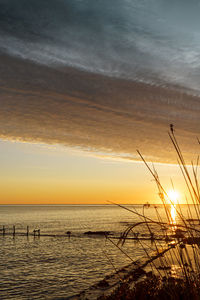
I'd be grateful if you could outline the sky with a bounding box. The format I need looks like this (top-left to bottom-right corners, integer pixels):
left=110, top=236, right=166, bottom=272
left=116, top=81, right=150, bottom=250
left=0, top=138, right=190, bottom=204
left=0, top=0, right=200, bottom=204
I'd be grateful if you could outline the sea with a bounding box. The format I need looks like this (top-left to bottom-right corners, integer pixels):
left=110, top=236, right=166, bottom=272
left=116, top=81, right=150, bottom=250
left=0, top=204, right=191, bottom=299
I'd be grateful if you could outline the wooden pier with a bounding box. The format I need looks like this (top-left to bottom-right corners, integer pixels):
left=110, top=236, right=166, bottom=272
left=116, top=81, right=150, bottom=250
left=0, top=225, right=173, bottom=241
left=0, top=225, right=72, bottom=238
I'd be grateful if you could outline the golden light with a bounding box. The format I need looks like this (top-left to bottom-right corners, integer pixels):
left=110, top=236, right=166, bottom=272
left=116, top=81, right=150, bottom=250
left=170, top=205, right=176, bottom=225
left=168, top=189, right=179, bottom=204
left=168, top=190, right=179, bottom=226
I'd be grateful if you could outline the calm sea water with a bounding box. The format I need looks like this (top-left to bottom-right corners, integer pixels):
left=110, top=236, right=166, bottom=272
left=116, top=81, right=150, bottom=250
left=0, top=204, right=190, bottom=299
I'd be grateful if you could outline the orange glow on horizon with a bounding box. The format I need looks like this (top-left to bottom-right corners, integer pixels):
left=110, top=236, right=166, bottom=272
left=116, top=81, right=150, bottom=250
left=0, top=139, right=190, bottom=205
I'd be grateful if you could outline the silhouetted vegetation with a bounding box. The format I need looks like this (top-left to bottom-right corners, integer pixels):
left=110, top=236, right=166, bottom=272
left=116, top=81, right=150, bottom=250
left=100, top=125, right=200, bottom=299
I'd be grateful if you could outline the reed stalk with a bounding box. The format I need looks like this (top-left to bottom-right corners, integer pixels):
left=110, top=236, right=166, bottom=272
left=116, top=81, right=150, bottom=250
left=102, top=125, right=200, bottom=299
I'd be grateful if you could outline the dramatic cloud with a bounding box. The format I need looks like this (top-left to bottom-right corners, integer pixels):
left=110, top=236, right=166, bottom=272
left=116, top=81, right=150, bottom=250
left=1, top=0, right=200, bottom=91
left=1, top=1, right=200, bottom=163
left=0, top=54, right=200, bottom=163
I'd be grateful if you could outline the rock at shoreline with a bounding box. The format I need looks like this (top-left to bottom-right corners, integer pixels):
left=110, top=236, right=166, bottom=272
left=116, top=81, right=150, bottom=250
left=84, top=231, right=111, bottom=236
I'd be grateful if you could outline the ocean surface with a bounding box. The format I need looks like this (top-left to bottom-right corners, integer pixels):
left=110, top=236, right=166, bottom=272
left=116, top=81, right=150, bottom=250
left=0, top=205, right=192, bottom=299
left=0, top=204, right=191, bottom=299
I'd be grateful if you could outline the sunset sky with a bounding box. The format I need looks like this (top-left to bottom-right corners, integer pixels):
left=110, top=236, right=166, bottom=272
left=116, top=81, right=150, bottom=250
left=0, top=138, right=190, bottom=204
left=0, top=0, right=200, bottom=204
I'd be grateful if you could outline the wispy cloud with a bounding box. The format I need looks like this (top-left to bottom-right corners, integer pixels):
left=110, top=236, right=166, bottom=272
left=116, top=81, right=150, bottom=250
left=0, top=54, right=200, bottom=163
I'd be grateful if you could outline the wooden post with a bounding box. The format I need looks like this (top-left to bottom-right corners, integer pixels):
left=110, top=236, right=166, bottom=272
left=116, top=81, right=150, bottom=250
left=66, top=231, right=71, bottom=240
left=38, top=229, right=40, bottom=237
left=13, top=225, right=15, bottom=236
left=33, top=229, right=36, bottom=237
left=27, top=226, right=29, bottom=236
left=3, top=225, right=5, bottom=236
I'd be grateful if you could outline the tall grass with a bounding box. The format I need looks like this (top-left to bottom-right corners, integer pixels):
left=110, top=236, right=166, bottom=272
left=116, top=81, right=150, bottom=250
left=102, top=125, right=200, bottom=299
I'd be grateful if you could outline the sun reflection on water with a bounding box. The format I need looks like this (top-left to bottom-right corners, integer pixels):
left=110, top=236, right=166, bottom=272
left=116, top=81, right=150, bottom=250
left=167, top=189, right=179, bottom=228
left=170, top=204, right=177, bottom=227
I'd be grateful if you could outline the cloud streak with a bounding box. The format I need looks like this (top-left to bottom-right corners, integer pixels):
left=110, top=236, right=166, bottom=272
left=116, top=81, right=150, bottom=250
left=0, top=54, right=200, bottom=163
left=1, top=0, right=200, bottom=92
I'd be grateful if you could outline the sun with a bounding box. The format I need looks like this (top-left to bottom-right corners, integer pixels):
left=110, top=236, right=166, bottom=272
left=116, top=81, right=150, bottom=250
left=168, top=189, right=179, bottom=204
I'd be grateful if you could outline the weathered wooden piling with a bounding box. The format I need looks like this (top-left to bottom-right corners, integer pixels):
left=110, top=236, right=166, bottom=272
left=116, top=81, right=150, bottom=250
left=27, top=226, right=29, bottom=236
left=3, top=225, right=5, bottom=236
left=33, top=229, right=40, bottom=237
left=13, top=225, right=15, bottom=236
left=66, top=231, right=71, bottom=239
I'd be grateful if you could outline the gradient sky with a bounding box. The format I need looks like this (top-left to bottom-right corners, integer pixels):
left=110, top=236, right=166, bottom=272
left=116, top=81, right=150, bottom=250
left=0, top=138, right=190, bottom=205
left=0, top=1, right=200, bottom=204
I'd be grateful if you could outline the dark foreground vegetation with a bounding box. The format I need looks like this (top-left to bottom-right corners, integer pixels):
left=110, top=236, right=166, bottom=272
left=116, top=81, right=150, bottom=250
left=99, top=275, right=200, bottom=300
left=99, top=125, right=200, bottom=299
